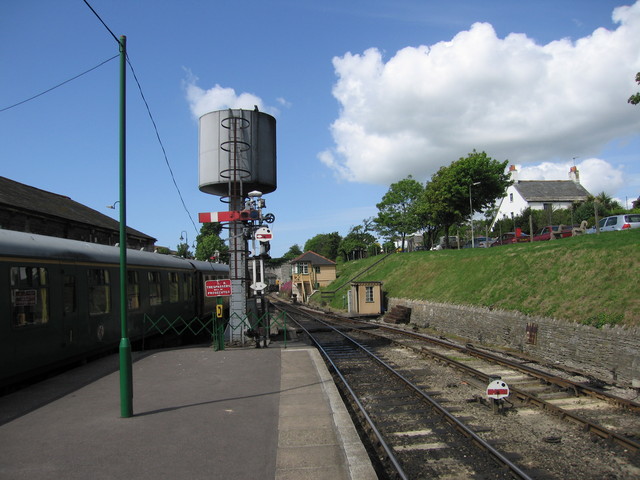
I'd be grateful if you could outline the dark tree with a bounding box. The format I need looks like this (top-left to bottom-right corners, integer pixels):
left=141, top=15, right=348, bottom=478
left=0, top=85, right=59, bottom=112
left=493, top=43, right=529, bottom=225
left=373, top=176, right=424, bottom=251
left=194, top=222, right=228, bottom=263
left=421, top=151, right=511, bottom=247
left=304, top=232, right=342, bottom=261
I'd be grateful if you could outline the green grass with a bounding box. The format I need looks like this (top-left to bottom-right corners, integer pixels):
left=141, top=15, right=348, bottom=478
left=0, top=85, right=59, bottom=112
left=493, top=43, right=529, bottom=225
left=313, top=229, right=640, bottom=326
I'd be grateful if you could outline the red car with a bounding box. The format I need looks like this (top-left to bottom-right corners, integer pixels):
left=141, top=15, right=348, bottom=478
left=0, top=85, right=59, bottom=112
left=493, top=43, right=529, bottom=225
left=532, top=225, right=573, bottom=241
left=490, top=232, right=530, bottom=246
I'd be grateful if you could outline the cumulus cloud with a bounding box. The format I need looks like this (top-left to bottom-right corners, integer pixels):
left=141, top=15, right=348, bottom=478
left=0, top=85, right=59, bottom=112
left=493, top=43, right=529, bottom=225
left=320, top=2, right=640, bottom=187
left=183, top=71, right=276, bottom=118
left=516, top=158, right=625, bottom=197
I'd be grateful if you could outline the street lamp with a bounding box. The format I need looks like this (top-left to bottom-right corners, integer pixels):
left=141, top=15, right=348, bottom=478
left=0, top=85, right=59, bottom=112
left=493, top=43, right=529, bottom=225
left=469, top=181, right=481, bottom=248
left=179, top=231, right=189, bottom=258
left=107, top=201, right=120, bottom=209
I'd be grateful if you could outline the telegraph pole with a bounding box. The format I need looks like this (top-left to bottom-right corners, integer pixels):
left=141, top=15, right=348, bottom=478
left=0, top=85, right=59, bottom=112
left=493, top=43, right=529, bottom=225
left=118, top=35, right=133, bottom=418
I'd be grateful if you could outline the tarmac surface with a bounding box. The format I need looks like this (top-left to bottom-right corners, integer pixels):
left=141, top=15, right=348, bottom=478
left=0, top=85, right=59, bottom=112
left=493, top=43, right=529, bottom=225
left=0, top=341, right=377, bottom=480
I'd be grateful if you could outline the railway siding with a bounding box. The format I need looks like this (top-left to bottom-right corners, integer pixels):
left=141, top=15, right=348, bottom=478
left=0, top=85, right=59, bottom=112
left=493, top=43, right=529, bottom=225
left=388, top=297, right=640, bottom=388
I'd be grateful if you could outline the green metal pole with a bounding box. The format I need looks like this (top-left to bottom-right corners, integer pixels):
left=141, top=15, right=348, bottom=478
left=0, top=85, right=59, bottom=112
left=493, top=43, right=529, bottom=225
left=118, top=35, right=133, bottom=418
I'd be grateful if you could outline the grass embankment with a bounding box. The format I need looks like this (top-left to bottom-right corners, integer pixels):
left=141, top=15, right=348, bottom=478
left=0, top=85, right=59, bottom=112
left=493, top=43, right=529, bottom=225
left=314, top=229, right=640, bottom=327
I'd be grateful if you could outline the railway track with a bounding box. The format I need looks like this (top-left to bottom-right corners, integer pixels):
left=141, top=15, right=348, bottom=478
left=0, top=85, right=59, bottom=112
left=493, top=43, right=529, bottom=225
left=272, top=300, right=640, bottom=479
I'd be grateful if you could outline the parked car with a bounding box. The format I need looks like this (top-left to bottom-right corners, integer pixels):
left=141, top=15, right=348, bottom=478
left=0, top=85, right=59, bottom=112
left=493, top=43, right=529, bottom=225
left=586, top=214, right=640, bottom=234
left=431, top=235, right=462, bottom=250
left=462, top=237, right=495, bottom=248
left=532, top=225, right=573, bottom=241
left=490, top=232, right=530, bottom=246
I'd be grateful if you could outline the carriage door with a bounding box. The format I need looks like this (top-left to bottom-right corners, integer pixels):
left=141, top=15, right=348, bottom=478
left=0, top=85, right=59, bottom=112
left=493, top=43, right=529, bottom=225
left=61, top=267, right=80, bottom=352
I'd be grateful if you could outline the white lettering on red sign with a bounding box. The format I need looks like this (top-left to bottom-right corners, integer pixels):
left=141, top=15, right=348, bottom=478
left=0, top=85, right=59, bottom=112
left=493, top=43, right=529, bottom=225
left=205, top=279, right=232, bottom=297
left=486, top=379, right=510, bottom=399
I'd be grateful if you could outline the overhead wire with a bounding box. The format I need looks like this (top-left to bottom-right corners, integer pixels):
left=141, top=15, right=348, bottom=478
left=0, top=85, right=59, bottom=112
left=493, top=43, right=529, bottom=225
left=82, top=0, right=200, bottom=238
left=0, top=55, right=118, bottom=113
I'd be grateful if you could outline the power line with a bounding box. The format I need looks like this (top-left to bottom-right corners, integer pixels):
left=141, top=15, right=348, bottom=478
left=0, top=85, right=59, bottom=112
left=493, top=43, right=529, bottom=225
left=0, top=55, right=118, bottom=113
left=82, top=0, right=120, bottom=45
left=126, top=58, right=200, bottom=236
left=83, top=0, right=200, bottom=237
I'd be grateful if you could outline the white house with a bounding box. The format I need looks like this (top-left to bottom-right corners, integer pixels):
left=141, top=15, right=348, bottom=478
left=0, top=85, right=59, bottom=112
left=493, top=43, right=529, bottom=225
left=491, top=165, right=591, bottom=229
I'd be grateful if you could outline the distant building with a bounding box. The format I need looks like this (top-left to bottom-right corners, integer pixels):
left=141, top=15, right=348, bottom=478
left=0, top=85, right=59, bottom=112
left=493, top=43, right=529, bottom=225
left=290, top=251, right=337, bottom=302
left=348, top=281, right=383, bottom=316
left=491, top=166, right=591, bottom=229
left=0, top=176, right=156, bottom=250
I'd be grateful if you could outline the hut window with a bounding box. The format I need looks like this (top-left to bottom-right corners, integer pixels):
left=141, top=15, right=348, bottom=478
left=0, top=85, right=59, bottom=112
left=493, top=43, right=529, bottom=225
left=365, top=286, right=374, bottom=303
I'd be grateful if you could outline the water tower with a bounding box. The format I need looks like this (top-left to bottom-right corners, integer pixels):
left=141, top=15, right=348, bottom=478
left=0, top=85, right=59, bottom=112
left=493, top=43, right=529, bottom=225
left=198, top=108, right=277, bottom=339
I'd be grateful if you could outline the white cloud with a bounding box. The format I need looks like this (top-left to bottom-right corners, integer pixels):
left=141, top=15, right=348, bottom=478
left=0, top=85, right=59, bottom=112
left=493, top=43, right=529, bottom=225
left=183, top=72, right=276, bottom=118
left=516, top=158, right=625, bottom=197
left=320, top=1, right=640, bottom=187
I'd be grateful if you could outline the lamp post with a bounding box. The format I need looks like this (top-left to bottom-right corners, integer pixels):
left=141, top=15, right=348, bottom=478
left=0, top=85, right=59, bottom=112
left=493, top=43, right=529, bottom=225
left=107, top=201, right=120, bottom=209
left=179, top=231, right=189, bottom=258
left=469, top=181, right=481, bottom=248
left=117, top=35, right=132, bottom=418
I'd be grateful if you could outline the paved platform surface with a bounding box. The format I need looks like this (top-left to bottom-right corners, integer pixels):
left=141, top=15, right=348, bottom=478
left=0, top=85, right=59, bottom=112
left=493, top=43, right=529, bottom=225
left=0, top=342, right=377, bottom=480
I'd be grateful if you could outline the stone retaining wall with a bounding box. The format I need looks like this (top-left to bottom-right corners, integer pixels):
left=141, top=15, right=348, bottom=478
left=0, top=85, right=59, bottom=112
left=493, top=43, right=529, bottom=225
left=388, top=298, right=640, bottom=388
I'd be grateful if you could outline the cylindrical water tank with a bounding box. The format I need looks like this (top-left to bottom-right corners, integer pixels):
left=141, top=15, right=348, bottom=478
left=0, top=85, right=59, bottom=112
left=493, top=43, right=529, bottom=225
left=198, top=109, right=277, bottom=197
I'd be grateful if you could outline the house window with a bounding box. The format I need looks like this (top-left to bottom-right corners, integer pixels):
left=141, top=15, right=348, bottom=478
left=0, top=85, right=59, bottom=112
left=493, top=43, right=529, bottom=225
left=365, top=286, right=374, bottom=303
left=543, top=203, right=552, bottom=212
left=297, top=263, right=309, bottom=274
left=314, top=266, right=321, bottom=274
left=509, top=193, right=514, bottom=202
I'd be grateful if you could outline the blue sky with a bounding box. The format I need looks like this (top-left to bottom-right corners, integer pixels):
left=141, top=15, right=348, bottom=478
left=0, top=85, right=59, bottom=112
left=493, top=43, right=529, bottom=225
left=2, top=1, right=639, bottom=257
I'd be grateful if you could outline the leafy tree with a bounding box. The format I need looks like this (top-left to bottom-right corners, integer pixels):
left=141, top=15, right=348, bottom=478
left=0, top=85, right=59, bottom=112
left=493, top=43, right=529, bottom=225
left=373, top=176, right=424, bottom=251
left=591, top=192, right=622, bottom=212
left=282, top=244, right=303, bottom=261
left=421, top=151, right=511, bottom=247
left=194, top=222, right=228, bottom=263
left=338, top=224, right=377, bottom=261
left=176, top=242, right=193, bottom=259
left=304, top=232, right=342, bottom=261
left=629, top=72, right=640, bottom=105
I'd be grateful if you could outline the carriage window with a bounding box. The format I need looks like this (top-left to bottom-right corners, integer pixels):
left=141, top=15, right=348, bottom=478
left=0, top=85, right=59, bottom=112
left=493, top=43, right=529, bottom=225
left=182, top=273, right=192, bottom=301
left=10, top=267, right=49, bottom=326
left=63, top=274, right=76, bottom=314
left=169, top=272, right=179, bottom=303
left=148, top=271, right=162, bottom=306
left=88, top=269, right=111, bottom=315
left=128, top=271, right=140, bottom=310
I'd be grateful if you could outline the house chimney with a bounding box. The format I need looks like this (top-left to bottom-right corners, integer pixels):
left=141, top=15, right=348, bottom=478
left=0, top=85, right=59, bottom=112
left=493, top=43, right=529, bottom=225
left=509, top=164, right=518, bottom=183
left=569, top=165, right=580, bottom=183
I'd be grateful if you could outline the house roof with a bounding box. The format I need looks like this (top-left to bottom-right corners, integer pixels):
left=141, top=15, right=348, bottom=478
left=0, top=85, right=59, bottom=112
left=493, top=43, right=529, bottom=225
left=291, top=251, right=336, bottom=265
left=513, top=181, right=590, bottom=202
left=0, top=176, right=155, bottom=240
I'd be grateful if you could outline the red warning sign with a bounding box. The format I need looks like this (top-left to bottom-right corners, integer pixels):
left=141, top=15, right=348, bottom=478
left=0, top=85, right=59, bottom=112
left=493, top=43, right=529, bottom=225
left=486, top=379, right=510, bottom=399
left=205, top=279, right=232, bottom=297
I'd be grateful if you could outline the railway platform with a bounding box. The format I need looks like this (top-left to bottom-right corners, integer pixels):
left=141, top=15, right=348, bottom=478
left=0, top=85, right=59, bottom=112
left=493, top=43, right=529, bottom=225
left=0, top=341, right=377, bottom=480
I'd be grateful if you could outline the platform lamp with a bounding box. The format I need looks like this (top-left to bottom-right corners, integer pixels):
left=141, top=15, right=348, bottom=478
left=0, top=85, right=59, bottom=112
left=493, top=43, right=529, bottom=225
left=469, top=181, right=481, bottom=248
left=179, top=231, right=189, bottom=258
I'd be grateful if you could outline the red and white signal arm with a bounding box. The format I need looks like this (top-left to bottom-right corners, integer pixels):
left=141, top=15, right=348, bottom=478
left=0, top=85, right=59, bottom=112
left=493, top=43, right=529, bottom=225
left=205, top=279, right=232, bottom=297
left=255, top=227, right=273, bottom=243
left=486, top=379, right=510, bottom=399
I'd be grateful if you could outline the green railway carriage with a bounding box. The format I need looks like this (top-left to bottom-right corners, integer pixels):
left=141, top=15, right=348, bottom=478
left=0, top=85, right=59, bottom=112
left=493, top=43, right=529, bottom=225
left=0, top=230, right=228, bottom=389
